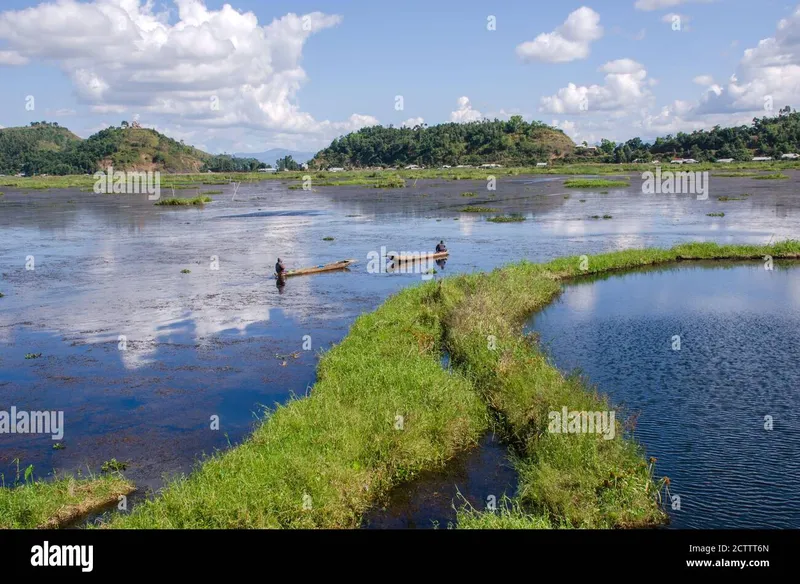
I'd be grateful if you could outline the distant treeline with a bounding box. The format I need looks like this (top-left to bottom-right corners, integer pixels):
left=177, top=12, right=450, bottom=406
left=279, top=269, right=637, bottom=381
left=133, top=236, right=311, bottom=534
left=0, top=122, right=264, bottom=175
left=576, top=107, right=800, bottom=163
left=309, top=117, right=576, bottom=168
left=311, top=109, right=800, bottom=168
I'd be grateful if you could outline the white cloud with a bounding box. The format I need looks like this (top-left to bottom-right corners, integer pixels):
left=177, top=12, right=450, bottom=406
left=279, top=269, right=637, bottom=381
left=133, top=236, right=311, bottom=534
left=516, top=7, right=603, bottom=63
left=693, top=75, right=715, bottom=86
left=635, top=0, right=713, bottom=11
left=540, top=59, right=653, bottom=114
left=450, top=96, right=483, bottom=123
left=400, top=117, right=425, bottom=128
left=0, top=0, right=378, bottom=149
left=0, top=49, right=27, bottom=65
left=670, top=7, right=800, bottom=117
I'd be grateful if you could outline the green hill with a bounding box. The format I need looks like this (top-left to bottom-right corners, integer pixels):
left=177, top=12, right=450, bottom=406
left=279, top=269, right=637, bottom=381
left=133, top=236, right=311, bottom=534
left=0, top=122, right=264, bottom=175
left=309, top=117, right=576, bottom=169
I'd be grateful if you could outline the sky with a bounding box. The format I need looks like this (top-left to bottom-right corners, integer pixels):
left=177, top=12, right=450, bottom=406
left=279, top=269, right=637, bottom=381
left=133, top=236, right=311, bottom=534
left=0, top=0, right=798, bottom=154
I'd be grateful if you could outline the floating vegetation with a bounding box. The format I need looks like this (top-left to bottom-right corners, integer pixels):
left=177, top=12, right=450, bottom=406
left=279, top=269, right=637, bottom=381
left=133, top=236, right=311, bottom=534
left=202, top=190, right=223, bottom=195
left=564, top=178, right=630, bottom=188
left=460, top=206, right=499, bottom=212
left=155, top=196, right=212, bottom=206
left=0, top=292, right=4, bottom=298
left=101, top=459, right=128, bottom=473
left=603, top=214, right=613, bottom=219
left=52, top=443, right=65, bottom=451
left=322, top=236, right=334, bottom=241
left=461, top=191, right=477, bottom=197
left=713, top=172, right=758, bottom=178
left=487, top=213, right=526, bottom=223
left=579, top=199, right=587, bottom=202
left=707, top=212, right=725, bottom=217
left=181, top=269, right=191, bottom=274
left=718, top=194, right=750, bottom=201
left=25, top=353, right=42, bottom=360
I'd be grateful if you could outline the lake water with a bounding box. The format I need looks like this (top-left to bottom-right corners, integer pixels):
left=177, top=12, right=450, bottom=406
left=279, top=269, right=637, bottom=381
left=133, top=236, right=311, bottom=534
left=1, top=173, right=798, bottom=511
left=527, top=262, right=800, bottom=529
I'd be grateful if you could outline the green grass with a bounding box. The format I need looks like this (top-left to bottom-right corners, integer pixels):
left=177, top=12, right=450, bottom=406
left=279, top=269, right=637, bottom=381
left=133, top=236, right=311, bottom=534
left=564, top=178, right=630, bottom=188
left=460, top=206, right=499, bottom=213
left=707, top=212, right=725, bottom=217
left=443, top=240, right=800, bottom=528
left=109, top=282, right=488, bottom=528
left=155, top=196, right=212, bottom=206
left=487, top=214, right=526, bottom=223
left=752, top=173, right=789, bottom=180
left=0, top=471, right=134, bottom=528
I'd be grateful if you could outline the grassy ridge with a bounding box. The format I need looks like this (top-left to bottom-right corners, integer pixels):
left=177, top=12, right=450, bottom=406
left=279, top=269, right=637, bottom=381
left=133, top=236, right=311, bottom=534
left=0, top=474, right=134, bottom=529
left=452, top=241, right=800, bottom=528
left=110, top=284, right=487, bottom=528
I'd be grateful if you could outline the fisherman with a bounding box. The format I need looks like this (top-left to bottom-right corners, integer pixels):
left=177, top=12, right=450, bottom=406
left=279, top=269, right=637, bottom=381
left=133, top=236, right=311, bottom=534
left=275, top=258, right=286, bottom=277
left=435, top=240, right=447, bottom=253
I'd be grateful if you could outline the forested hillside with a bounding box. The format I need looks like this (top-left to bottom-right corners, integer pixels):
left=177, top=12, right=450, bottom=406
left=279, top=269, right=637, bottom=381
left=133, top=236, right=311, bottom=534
left=309, top=117, right=576, bottom=168
left=0, top=122, right=264, bottom=175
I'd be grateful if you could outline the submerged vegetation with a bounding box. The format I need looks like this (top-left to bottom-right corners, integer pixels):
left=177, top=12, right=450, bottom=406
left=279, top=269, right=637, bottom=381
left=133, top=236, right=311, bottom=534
left=752, top=173, right=789, bottom=180
left=3, top=242, right=799, bottom=529
left=707, top=212, right=726, bottom=217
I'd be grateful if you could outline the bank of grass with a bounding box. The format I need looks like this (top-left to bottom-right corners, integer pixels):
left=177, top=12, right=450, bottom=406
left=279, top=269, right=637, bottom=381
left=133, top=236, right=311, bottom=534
left=564, top=178, right=630, bottom=189
left=110, top=282, right=488, bottom=528
left=0, top=473, right=134, bottom=528
left=155, top=196, right=212, bottom=206
left=448, top=240, right=800, bottom=528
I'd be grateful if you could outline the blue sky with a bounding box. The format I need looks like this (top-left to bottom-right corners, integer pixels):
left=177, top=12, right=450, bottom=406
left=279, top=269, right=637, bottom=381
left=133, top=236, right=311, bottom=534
left=0, top=0, right=798, bottom=153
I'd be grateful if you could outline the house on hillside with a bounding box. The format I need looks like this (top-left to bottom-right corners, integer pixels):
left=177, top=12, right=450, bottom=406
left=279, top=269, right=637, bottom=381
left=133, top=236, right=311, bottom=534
left=575, top=145, right=598, bottom=151
left=536, top=162, right=548, bottom=167
left=456, top=164, right=473, bottom=168
left=328, top=167, right=345, bottom=172
left=781, top=153, right=799, bottom=159
left=716, top=158, right=734, bottom=163
left=752, top=156, right=773, bottom=162
left=405, top=164, right=421, bottom=170
left=258, top=168, right=277, bottom=173
left=670, top=159, right=684, bottom=164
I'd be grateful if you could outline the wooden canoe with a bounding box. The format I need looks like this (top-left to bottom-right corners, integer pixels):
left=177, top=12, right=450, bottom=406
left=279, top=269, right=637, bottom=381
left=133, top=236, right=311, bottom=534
left=278, top=259, right=358, bottom=278
left=388, top=251, right=449, bottom=262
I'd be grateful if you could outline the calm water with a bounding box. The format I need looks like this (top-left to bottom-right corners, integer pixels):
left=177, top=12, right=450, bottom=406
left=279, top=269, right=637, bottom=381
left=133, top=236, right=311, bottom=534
left=528, top=262, right=800, bottom=529
left=1, top=173, right=798, bottom=507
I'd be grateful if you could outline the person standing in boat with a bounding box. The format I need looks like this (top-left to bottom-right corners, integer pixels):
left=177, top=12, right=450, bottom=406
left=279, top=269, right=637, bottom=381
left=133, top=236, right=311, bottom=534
left=435, top=240, right=447, bottom=253
left=275, top=258, right=286, bottom=277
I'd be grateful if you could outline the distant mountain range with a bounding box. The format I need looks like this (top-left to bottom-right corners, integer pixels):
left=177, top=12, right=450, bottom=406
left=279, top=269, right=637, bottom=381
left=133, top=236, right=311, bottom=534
left=232, top=148, right=316, bottom=166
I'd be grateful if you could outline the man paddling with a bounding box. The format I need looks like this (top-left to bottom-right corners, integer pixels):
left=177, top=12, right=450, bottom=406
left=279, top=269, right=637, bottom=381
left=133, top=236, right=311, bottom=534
left=435, top=240, right=447, bottom=253
left=275, top=258, right=286, bottom=277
